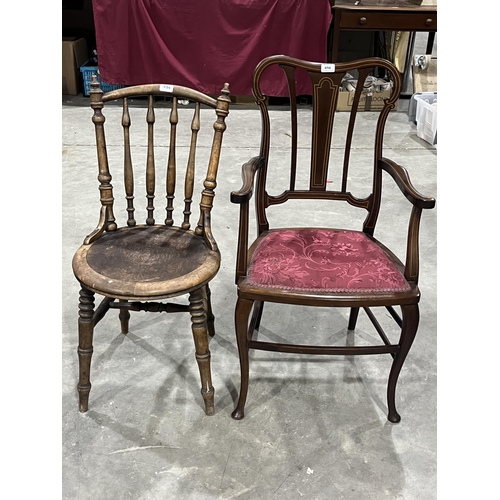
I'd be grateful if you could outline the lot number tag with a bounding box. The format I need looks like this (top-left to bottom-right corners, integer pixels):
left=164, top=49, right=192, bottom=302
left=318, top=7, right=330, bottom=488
left=159, top=84, right=174, bottom=93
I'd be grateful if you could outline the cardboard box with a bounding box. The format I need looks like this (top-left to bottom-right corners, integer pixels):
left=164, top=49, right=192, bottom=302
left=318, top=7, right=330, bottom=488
left=208, top=94, right=267, bottom=106
left=232, top=95, right=270, bottom=106
left=62, top=37, right=88, bottom=95
left=337, top=90, right=392, bottom=112
left=232, top=95, right=256, bottom=105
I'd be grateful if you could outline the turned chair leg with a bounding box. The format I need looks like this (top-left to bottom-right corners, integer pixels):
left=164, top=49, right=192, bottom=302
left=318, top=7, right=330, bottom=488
left=189, top=287, right=215, bottom=415
left=204, top=284, right=215, bottom=337
left=231, top=298, right=254, bottom=420
left=387, top=304, right=419, bottom=423
left=348, top=307, right=360, bottom=331
left=119, top=301, right=130, bottom=334
left=77, top=286, right=95, bottom=412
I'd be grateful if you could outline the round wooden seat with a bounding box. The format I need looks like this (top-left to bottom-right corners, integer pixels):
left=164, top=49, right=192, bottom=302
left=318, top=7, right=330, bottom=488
left=72, top=225, right=220, bottom=300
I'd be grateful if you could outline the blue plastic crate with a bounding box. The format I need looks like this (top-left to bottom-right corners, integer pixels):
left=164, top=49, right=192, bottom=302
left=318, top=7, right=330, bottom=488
left=80, top=60, right=125, bottom=96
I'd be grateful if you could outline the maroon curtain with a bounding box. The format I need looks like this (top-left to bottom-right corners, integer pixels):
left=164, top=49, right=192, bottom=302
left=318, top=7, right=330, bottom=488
left=92, top=0, right=332, bottom=96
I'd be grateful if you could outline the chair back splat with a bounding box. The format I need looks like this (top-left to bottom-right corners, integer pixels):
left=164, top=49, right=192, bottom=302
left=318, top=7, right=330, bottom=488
left=253, top=56, right=400, bottom=237
left=230, top=56, right=435, bottom=422
left=72, top=78, right=230, bottom=416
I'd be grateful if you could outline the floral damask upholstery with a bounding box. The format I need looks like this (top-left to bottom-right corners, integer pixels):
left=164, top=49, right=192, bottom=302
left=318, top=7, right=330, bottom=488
left=247, top=229, right=410, bottom=293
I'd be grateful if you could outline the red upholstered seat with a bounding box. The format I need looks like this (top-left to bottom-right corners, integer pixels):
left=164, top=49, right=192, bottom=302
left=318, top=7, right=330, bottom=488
left=247, top=229, right=410, bottom=293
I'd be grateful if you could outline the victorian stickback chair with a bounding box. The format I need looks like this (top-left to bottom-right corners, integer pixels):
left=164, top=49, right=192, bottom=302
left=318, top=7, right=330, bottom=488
left=72, top=77, right=230, bottom=416
left=230, top=56, right=435, bottom=422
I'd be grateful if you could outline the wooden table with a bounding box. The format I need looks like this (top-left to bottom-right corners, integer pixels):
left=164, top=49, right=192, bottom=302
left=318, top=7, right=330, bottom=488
left=327, top=0, right=437, bottom=63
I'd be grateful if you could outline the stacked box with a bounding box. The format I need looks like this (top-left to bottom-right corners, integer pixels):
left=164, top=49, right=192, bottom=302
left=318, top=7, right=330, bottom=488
left=62, top=37, right=88, bottom=95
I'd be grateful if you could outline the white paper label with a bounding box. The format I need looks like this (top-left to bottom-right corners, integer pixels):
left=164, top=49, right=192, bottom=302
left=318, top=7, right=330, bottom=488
left=159, top=84, right=174, bottom=93
left=321, top=64, right=335, bottom=73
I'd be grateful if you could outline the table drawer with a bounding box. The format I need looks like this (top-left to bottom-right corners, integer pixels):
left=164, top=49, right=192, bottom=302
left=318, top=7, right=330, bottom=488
left=339, top=10, right=437, bottom=31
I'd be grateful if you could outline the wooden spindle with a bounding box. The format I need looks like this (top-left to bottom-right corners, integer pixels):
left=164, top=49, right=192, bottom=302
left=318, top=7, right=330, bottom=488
left=146, top=95, right=155, bottom=225
left=165, top=97, right=178, bottom=226
left=122, top=98, right=136, bottom=226
left=182, top=102, right=200, bottom=230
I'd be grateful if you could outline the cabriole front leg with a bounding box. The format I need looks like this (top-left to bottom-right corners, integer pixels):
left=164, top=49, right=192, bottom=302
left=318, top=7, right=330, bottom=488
left=387, top=304, right=419, bottom=423
left=77, top=286, right=95, bottom=412
left=231, top=297, right=254, bottom=420
left=189, top=288, right=215, bottom=415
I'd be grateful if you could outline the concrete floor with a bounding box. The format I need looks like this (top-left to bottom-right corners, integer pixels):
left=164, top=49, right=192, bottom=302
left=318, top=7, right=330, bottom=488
left=62, top=85, right=437, bottom=499
left=61, top=33, right=437, bottom=499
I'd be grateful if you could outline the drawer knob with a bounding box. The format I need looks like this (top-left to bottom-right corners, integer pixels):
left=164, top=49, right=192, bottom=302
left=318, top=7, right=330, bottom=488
left=359, top=16, right=367, bottom=25
left=425, top=18, right=433, bottom=25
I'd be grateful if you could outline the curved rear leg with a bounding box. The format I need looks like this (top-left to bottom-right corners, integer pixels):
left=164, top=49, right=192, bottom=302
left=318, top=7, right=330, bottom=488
left=189, top=287, right=215, bottom=415
left=78, top=286, right=95, bottom=412
left=387, top=304, right=419, bottom=423
left=231, top=298, right=254, bottom=420
left=250, top=301, right=264, bottom=333
left=348, top=307, right=360, bottom=331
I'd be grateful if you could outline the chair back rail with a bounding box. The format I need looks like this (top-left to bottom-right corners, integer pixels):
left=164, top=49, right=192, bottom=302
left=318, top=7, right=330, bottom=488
left=88, top=77, right=230, bottom=246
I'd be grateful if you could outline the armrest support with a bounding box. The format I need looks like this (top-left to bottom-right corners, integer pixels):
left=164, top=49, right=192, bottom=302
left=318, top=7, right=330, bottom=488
left=379, top=158, right=435, bottom=209
left=231, top=156, right=264, bottom=204
left=231, top=157, right=264, bottom=282
left=83, top=205, right=108, bottom=245
left=202, top=210, right=218, bottom=253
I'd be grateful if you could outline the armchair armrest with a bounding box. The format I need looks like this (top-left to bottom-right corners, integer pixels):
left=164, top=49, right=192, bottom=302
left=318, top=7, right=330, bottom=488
left=231, top=157, right=264, bottom=204
left=379, top=158, right=435, bottom=285
left=379, top=158, right=435, bottom=209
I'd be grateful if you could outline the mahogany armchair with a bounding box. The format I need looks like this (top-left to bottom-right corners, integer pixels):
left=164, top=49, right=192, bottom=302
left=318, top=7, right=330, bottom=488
left=72, top=77, right=230, bottom=416
left=230, top=56, right=435, bottom=422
